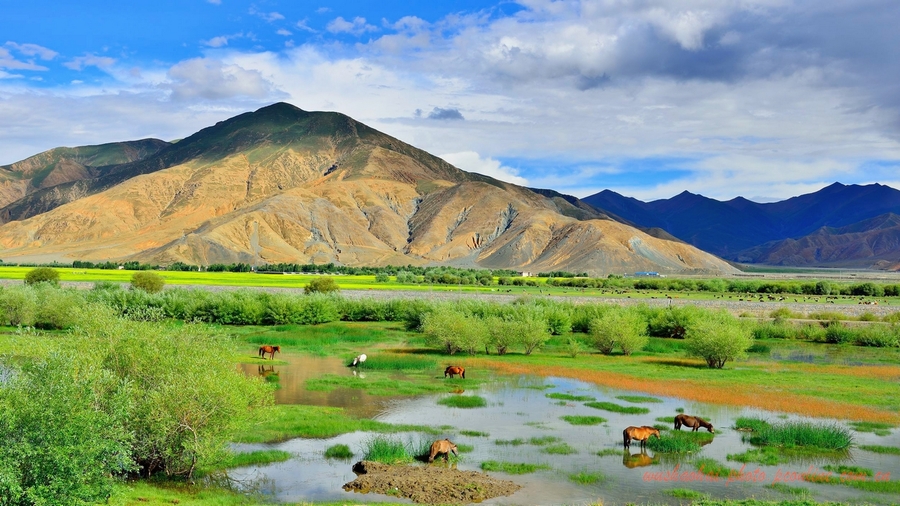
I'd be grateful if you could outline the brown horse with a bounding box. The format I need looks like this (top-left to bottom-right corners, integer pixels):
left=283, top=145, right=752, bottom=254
left=427, top=439, right=459, bottom=462
left=674, top=414, right=714, bottom=433
left=444, top=366, right=465, bottom=379
left=258, top=345, right=280, bottom=360
left=623, top=426, right=660, bottom=449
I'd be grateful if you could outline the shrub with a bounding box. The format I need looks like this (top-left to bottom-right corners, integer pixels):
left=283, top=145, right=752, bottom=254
left=0, top=285, right=38, bottom=326
left=588, top=306, right=647, bottom=355
left=648, top=306, right=703, bottom=339
left=23, top=267, right=60, bottom=286
left=684, top=310, right=754, bottom=368
left=32, top=284, right=82, bottom=329
left=422, top=305, right=484, bottom=355
left=130, top=271, right=165, bottom=293
left=305, top=277, right=340, bottom=294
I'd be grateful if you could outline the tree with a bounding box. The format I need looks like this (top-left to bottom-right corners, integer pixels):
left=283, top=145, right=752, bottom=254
left=588, top=307, right=647, bottom=355
left=305, top=276, right=340, bottom=294
left=24, top=267, right=59, bottom=286
left=422, top=305, right=482, bottom=355
left=131, top=271, right=165, bottom=293
left=684, top=310, right=754, bottom=369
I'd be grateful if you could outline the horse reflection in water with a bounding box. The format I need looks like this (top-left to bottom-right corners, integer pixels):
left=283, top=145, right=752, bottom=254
left=257, top=364, right=279, bottom=379
left=622, top=449, right=659, bottom=468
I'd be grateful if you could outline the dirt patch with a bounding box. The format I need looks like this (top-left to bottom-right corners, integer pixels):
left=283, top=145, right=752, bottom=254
left=343, top=460, right=521, bottom=504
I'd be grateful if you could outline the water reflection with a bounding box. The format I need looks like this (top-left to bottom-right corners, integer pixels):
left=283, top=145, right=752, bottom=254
left=622, top=449, right=659, bottom=468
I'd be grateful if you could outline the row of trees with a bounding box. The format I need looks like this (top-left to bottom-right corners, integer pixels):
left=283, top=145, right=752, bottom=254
left=547, top=276, right=900, bottom=296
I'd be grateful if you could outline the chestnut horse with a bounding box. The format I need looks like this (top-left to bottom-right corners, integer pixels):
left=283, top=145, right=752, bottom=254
left=258, top=345, right=280, bottom=360
left=444, top=366, right=465, bottom=379
left=623, top=426, right=660, bottom=449
left=674, top=414, right=714, bottom=433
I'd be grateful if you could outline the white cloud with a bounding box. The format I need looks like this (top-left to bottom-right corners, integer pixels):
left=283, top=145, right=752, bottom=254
left=439, top=151, right=529, bottom=186
left=326, top=16, right=378, bottom=35
left=5, top=42, right=58, bottom=60
left=276, top=29, right=292, bottom=37
left=63, top=54, right=116, bottom=71
left=166, top=58, right=278, bottom=100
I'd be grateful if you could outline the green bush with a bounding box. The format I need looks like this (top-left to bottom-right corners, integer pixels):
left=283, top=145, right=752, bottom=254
left=0, top=355, right=134, bottom=505
left=0, top=285, right=38, bottom=326
left=130, top=271, right=165, bottom=293
left=305, top=276, right=340, bottom=294
left=588, top=306, right=647, bottom=355
left=23, top=267, right=60, bottom=286
left=422, top=304, right=485, bottom=355
left=684, top=310, right=753, bottom=368
left=32, top=284, right=82, bottom=329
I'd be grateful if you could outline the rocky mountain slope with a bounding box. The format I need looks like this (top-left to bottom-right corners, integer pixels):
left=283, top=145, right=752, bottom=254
left=0, top=103, right=736, bottom=276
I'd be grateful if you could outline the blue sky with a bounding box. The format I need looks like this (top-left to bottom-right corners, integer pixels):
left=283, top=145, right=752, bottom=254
left=1, top=0, right=899, bottom=202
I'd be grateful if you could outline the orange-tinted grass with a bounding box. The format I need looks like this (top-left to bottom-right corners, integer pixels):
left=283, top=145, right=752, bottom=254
left=475, top=359, right=899, bottom=424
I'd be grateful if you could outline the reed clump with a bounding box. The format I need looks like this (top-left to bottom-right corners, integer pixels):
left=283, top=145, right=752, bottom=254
left=584, top=401, right=650, bottom=414
left=747, top=420, right=854, bottom=450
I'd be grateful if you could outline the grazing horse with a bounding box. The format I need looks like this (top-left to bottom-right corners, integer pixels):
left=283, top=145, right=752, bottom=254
left=428, top=439, right=459, bottom=462
left=623, top=426, right=660, bottom=449
left=258, top=345, right=280, bottom=360
left=674, top=414, right=714, bottom=433
left=444, top=366, right=465, bottom=379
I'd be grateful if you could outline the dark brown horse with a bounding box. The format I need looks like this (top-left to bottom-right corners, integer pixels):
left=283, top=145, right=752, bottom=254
left=258, top=345, right=280, bottom=360
left=623, top=426, right=660, bottom=449
left=444, top=366, right=465, bottom=379
left=674, top=414, right=714, bottom=433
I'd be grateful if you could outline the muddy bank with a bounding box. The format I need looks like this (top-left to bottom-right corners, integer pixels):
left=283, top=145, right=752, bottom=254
left=343, top=460, right=521, bottom=504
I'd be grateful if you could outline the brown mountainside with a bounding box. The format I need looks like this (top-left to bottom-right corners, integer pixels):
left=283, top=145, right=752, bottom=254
left=0, top=103, right=736, bottom=276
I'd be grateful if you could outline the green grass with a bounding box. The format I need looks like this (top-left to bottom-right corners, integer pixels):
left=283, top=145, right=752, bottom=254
left=324, top=444, right=353, bottom=459
left=528, top=436, right=562, bottom=446
left=456, top=443, right=475, bottom=453
left=584, top=401, right=650, bottom=414
left=652, top=423, right=670, bottom=432
left=667, top=488, right=710, bottom=499
left=615, top=395, right=663, bottom=403
left=858, top=444, right=900, bottom=455
left=110, top=480, right=268, bottom=506
left=647, top=431, right=708, bottom=453
left=542, top=443, right=577, bottom=455
left=230, top=405, right=441, bottom=443
left=822, top=465, right=874, bottom=477
left=437, top=395, right=487, bottom=408
left=569, top=471, right=605, bottom=485
left=727, top=446, right=785, bottom=466
left=849, top=421, right=894, bottom=436
left=747, top=420, right=854, bottom=450
left=460, top=430, right=490, bottom=437
left=362, top=435, right=417, bottom=464
left=693, top=458, right=738, bottom=478
left=734, top=417, right=771, bottom=432
left=480, top=460, right=551, bottom=474
left=495, top=438, right=526, bottom=446
left=545, top=392, right=596, bottom=402
left=804, top=473, right=900, bottom=494
left=305, top=373, right=451, bottom=396
left=358, top=354, right=440, bottom=371
left=656, top=416, right=675, bottom=423
left=560, top=415, right=607, bottom=426
left=197, top=449, right=292, bottom=475
left=596, top=449, right=621, bottom=457
left=764, top=483, right=811, bottom=497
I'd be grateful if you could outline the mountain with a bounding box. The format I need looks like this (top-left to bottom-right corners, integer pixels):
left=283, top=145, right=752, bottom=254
left=0, top=103, right=735, bottom=276
left=583, top=183, right=900, bottom=268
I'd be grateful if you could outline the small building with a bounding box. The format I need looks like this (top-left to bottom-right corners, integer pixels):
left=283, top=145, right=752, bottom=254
left=633, top=271, right=662, bottom=277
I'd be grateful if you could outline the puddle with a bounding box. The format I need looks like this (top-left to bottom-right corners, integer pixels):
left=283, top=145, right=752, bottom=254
left=232, top=355, right=900, bottom=505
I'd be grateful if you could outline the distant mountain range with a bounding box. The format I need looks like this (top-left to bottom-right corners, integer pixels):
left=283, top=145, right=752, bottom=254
left=0, top=103, right=736, bottom=276
left=582, top=183, right=900, bottom=269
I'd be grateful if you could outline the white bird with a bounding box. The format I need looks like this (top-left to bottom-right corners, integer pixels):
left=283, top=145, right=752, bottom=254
left=351, top=354, right=367, bottom=367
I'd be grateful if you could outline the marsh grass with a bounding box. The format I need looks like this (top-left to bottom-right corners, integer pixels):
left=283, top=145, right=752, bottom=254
left=615, top=395, right=663, bottom=403
left=460, top=430, right=490, bottom=437
left=324, top=444, right=353, bottom=459
left=542, top=443, right=577, bottom=455
left=480, top=461, right=551, bottom=474
left=438, top=395, right=487, bottom=408
left=859, top=444, right=900, bottom=455
left=596, top=449, right=620, bottom=457
left=734, top=417, right=771, bottom=432
left=647, top=432, right=705, bottom=453
left=569, top=471, right=605, bottom=485
left=584, top=401, right=650, bottom=414
left=765, top=483, right=811, bottom=497
left=822, top=465, right=874, bottom=477
left=693, top=458, right=738, bottom=478
left=456, top=444, right=475, bottom=453
left=495, top=438, right=526, bottom=446
left=360, top=354, right=439, bottom=371
left=306, top=373, right=449, bottom=396
left=231, top=405, right=440, bottom=443
left=545, top=392, right=596, bottom=402
left=652, top=424, right=669, bottom=432
left=561, top=415, right=607, bottom=426
left=727, top=447, right=783, bottom=466
left=849, top=421, right=894, bottom=436
left=202, top=450, right=292, bottom=473
left=656, top=416, right=675, bottom=423
left=362, top=435, right=430, bottom=464
left=748, top=420, right=854, bottom=450
left=803, top=474, right=900, bottom=494
left=528, top=436, right=562, bottom=446
left=667, top=488, right=709, bottom=499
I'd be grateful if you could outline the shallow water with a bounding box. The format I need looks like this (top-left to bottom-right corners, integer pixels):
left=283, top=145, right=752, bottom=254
left=231, top=355, right=900, bottom=505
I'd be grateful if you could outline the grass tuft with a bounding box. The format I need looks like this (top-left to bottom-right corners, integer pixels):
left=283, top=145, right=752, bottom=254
left=569, top=471, right=606, bottom=485
left=596, top=449, right=621, bottom=457
left=561, top=415, right=607, bottom=426
left=528, top=436, right=562, bottom=446
left=849, top=421, right=894, bottom=436
left=460, top=430, right=490, bottom=437
left=323, top=444, right=353, bottom=459
left=693, top=458, right=737, bottom=478
left=734, top=417, right=771, bottom=432
left=362, top=435, right=417, bottom=464
left=747, top=420, right=854, bottom=450
left=480, top=460, right=551, bottom=474
left=615, top=395, right=663, bottom=403
left=765, top=483, right=811, bottom=497
left=666, top=488, right=709, bottom=499
left=495, top=438, right=526, bottom=446
left=437, top=395, right=487, bottom=408
left=584, top=401, right=650, bottom=414
left=542, top=442, right=577, bottom=455
left=545, top=392, right=596, bottom=402
left=859, top=444, right=900, bottom=455
left=647, top=431, right=708, bottom=453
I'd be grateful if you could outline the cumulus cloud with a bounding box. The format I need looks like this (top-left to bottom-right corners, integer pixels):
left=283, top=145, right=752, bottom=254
left=440, top=151, right=529, bottom=186
left=166, top=58, right=277, bottom=100
left=425, top=107, right=464, bottom=120
left=326, top=16, right=378, bottom=35
left=202, top=33, right=246, bottom=48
